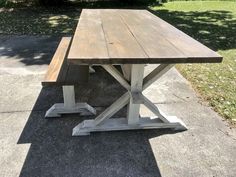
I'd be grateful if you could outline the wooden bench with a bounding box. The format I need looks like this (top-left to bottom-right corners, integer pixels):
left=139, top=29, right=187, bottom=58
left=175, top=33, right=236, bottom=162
left=42, top=37, right=96, bottom=118
left=42, top=37, right=89, bottom=86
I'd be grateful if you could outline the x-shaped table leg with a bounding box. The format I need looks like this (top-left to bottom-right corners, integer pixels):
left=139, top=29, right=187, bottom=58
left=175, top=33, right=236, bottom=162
left=73, top=64, right=187, bottom=136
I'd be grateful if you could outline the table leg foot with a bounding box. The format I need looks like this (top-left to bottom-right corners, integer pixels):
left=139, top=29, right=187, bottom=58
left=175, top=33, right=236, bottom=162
left=166, top=116, right=187, bottom=131
left=72, top=122, right=92, bottom=136
left=45, top=103, right=96, bottom=118
left=72, top=117, right=187, bottom=136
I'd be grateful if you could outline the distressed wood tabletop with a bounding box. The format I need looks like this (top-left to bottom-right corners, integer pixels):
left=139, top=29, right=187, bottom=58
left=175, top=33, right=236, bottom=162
left=67, top=9, right=222, bottom=64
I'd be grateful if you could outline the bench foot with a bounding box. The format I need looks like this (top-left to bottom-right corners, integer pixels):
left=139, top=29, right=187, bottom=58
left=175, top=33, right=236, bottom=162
left=72, top=117, right=187, bottom=136
left=45, top=103, right=96, bottom=118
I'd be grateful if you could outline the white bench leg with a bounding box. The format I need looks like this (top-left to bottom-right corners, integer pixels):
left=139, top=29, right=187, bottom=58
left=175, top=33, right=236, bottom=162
left=63, top=85, right=76, bottom=109
left=72, top=64, right=187, bottom=136
left=45, top=85, right=96, bottom=118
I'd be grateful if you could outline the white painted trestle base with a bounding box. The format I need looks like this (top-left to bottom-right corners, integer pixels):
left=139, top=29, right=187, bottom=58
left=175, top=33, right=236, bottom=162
left=73, top=117, right=186, bottom=136
left=72, top=64, right=187, bottom=136
left=45, top=85, right=96, bottom=118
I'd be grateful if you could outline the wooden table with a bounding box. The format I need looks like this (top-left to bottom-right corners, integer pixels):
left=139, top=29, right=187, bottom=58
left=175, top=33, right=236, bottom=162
left=67, top=9, right=222, bottom=136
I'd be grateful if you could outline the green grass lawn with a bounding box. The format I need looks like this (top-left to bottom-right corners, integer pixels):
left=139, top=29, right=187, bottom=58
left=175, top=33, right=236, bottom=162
left=151, top=1, right=236, bottom=122
left=0, top=1, right=235, bottom=122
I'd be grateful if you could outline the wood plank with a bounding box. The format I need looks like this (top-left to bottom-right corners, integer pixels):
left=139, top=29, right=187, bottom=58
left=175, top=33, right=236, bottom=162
left=100, top=10, right=147, bottom=60
left=143, top=64, right=175, bottom=90
left=142, top=94, right=169, bottom=123
left=62, top=85, right=76, bottom=109
left=78, top=9, right=103, bottom=27
left=94, top=92, right=130, bottom=126
left=46, top=103, right=96, bottom=118
left=68, top=9, right=148, bottom=64
left=121, top=64, right=132, bottom=81
left=42, top=37, right=89, bottom=86
left=139, top=10, right=222, bottom=62
left=127, top=64, right=145, bottom=125
left=42, top=37, right=71, bottom=86
left=119, top=10, right=186, bottom=60
left=102, top=65, right=131, bottom=90
left=68, top=9, right=109, bottom=64
left=72, top=117, right=187, bottom=136
left=67, top=9, right=222, bottom=64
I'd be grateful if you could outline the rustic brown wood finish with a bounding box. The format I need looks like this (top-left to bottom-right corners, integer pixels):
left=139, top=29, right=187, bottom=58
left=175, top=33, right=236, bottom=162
left=67, top=9, right=222, bottom=65
left=42, top=37, right=88, bottom=86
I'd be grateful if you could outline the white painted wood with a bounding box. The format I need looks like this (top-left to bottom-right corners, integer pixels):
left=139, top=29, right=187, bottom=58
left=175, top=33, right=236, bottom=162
left=130, top=64, right=144, bottom=92
left=63, top=86, right=76, bottom=109
left=45, top=104, right=61, bottom=117
left=141, top=94, right=169, bottom=123
left=127, top=103, right=140, bottom=125
left=121, top=64, right=132, bottom=81
left=94, top=92, right=130, bottom=125
left=89, top=66, right=96, bottom=73
left=102, top=65, right=131, bottom=90
left=131, top=92, right=144, bottom=104
left=45, top=102, right=96, bottom=118
left=72, top=63, right=188, bottom=136
left=72, top=117, right=187, bottom=136
left=127, top=64, right=144, bottom=125
left=143, top=64, right=174, bottom=90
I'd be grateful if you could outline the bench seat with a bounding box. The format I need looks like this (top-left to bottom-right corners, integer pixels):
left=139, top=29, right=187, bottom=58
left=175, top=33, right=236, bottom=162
left=42, top=37, right=88, bottom=86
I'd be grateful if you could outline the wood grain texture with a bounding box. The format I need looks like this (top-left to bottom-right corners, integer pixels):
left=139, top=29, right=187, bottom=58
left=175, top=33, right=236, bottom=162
left=42, top=37, right=71, bottom=86
left=119, top=10, right=186, bottom=60
left=68, top=9, right=109, bottom=64
left=67, top=9, right=222, bottom=64
left=42, top=37, right=89, bottom=86
left=100, top=10, right=147, bottom=60
left=140, top=10, right=222, bottom=62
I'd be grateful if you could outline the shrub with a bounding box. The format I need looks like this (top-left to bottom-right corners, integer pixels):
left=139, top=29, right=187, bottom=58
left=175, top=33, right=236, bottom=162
left=0, top=0, right=9, bottom=7
left=37, top=0, right=65, bottom=6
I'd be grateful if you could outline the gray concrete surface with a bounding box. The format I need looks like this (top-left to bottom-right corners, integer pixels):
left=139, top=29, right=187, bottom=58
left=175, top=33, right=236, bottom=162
left=0, top=36, right=236, bottom=177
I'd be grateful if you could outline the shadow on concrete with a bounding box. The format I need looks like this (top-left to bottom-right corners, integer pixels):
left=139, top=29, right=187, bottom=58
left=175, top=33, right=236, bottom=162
left=0, top=36, right=61, bottom=66
left=17, top=67, right=181, bottom=177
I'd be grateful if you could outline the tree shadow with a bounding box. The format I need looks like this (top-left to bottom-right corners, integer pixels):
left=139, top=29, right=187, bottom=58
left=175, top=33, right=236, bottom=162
left=16, top=67, right=182, bottom=177
left=0, top=7, right=81, bottom=35
left=0, top=1, right=161, bottom=36
left=0, top=36, right=62, bottom=66
left=149, top=9, right=236, bottom=51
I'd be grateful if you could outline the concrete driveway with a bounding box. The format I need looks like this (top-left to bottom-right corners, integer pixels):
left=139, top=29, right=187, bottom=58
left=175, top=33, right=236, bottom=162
left=0, top=35, right=235, bottom=177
